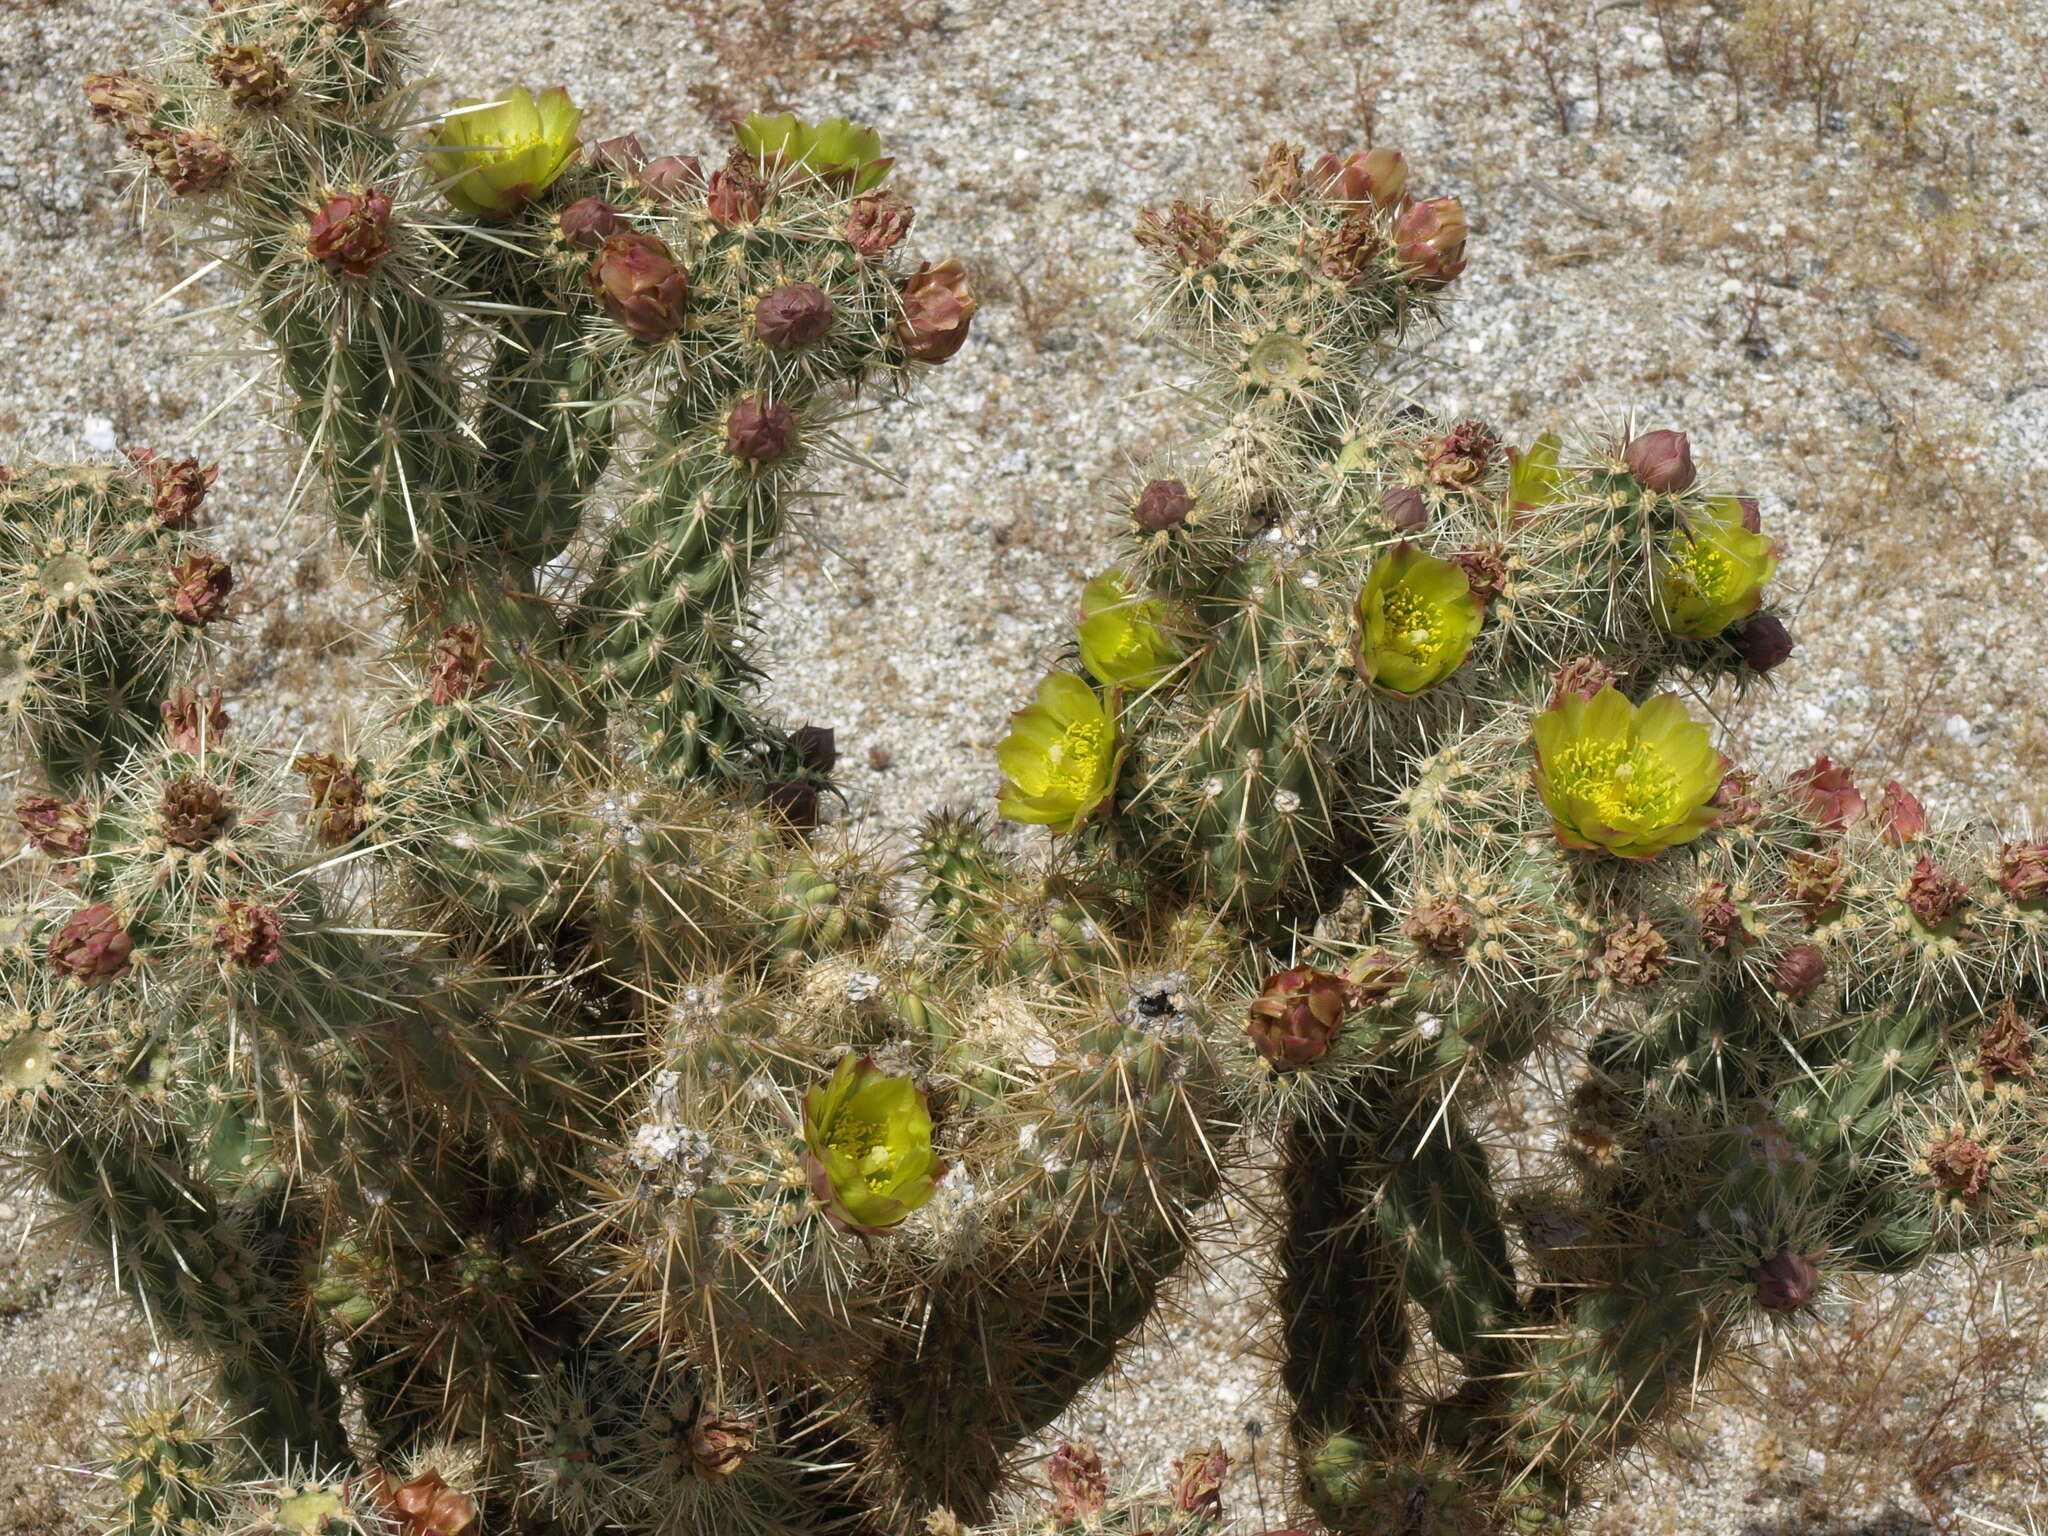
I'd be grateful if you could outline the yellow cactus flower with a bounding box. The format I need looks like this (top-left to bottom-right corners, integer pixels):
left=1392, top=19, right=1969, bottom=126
left=1076, top=570, right=1182, bottom=691
left=1654, top=496, right=1777, bottom=639
left=1354, top=543, right=1484, bottom=697
left=1508, top=431, right=1566, bottom=512
left=1532, top=688, right=1724, bottom=859
left=427, top=87, right=582, bottom=219
left=802, top=1055, right=941, bottom=1234
left=995, top=672, right=1118, bottom=834
left=735, top=112, right=893, bottom=192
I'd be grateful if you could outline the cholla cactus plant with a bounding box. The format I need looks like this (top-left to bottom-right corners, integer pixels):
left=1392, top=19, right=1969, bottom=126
left=5, top=9, right=2044, bottom=1536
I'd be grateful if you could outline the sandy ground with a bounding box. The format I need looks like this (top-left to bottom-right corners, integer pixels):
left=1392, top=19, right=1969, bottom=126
left=4, top=0, right=2048, bottom=1530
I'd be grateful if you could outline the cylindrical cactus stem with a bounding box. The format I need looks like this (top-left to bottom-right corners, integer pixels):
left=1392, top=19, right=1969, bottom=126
left=98, top=1398, right=241, bottom=1536
left=912, top=809, right=1117, bottom=981
left=35, top=1134, right=348, bottom=1464
left=1279, top=1086, right=1412, bottom=1528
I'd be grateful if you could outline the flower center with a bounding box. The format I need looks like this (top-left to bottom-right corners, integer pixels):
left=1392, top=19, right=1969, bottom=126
left=1381, top=586, right=1446, bottom=663
left=1667, top=538, right=1735, bottom=601
left=1554, top=738, right=1681, bottom=828
left=1047, top=717, right=1110, bottom=795
left=826, top=1114, right=896, bottom=1192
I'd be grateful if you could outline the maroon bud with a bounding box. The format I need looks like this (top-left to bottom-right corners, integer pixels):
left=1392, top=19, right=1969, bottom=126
left=763, top=779, right=820, bottom=833
left=1392, top=196, right=1468, bottom=288
left=1047, top=1443, right=1108, bottom=1521
left=125, top=449, right=217, bottom=527
left=1622, top=429, right=1697, bottom=494
left=1867, top=783, right=1925, bottom=848
left=1550, top=655, right=1620, bottom=707
left=1171, top=1443, right=1228, bottom=1519
left=161, top=685, right=230, bottom=754
left=49, top=903, right=134, bottom=982
left=16, top=796, right=92, bottom=862
left=428, top=622, right=489, bottom=705
left=1404, top=893, right=1474, bottom=957
left=1134, top=478, right=1194, bottom=533
left=1773, top=943, right=1828, bottom=1001
left=789, top=724, right=837, bottom=775
left=1382, top=485, right=1429, bottom=531
left=170, top=554, right=233, bottom=626
left=1753, top=1249, right=1821, bottom=1313
left=725, top=396, right=799, bottom=464
left=215, top=900, right=284, bottom=968
left=589, top=133, right=649, bottom=176
left=705, top=158, right=765, bottom=224
left=1787, top=754, right=1865, bottom=832
left=1996, top=840, right=2048, bottom=904
left=844, top=189, right=914, bottom=257
left=755, top=282, right=836, bottom=350
left=84, top=72, right=162, bottom=137
left=557, top=196, right=626, bottom=251
left=1733, top=613, right=1794, bottom=674
left=1906, top=853, right=1970, bottom=929
left=1246, top=965, right=1352, bottom=1071
left=897, top=259, right=976, bottom=363
left=306, top=186, right=394, bottom=277
left=639, top=153, right=704, bottom=201
left=137, top=128, right=233, bottom=196
left=588, top=232, right=689, bottom=340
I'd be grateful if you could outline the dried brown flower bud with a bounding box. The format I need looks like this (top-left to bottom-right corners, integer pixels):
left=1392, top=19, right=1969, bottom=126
left=1134, top=199, right=1226, bottom=267
left=125, top=449, right=217, bottom=527
left=49, top=903, right=134, bottom=982
left=1246, top=965, right=1352, bottom=1070
left=16, top=796, right=92, bottom=862
left=1622, top=428, right=1696, bottom=494
left=215, top=900, right=283, bottom=968
left=1253, top=142, right=1304, bottom=202
left=726, top=397, right=799, bottom=465
left=1427, top=419, right=1499, bottom=487
left=1550, top=655, right=1620, bottom=707
left=705, top=156, right=765, bottom=224
left=428, top=622, right=489, bottom=705
left=370, top=1468, right=477, bottom=1536
left=1316, top=214, right=1386, bottom=286
left=210, top=44, right=290, bottom=113
left=756, top=281, right=836, bottom=351
left=137, top=128, right=234, bottom=196
left=161, top=685, right=230, bottom=754
left=160, top=774, right=232, bottom=849
left=686, top=1413, right=755, bottom=1482
left=1452, top=543, right=1508, bottom=604
left=295, top=752, right=367, bottom=847
left=1785, top=849, right=1845, bottom=924
left=1404, top=892, right=1474, bottom=957
left=1696, top=879, right=1749, bottom=953
left=1924, top=1131, right=1993, bottom=1205
left=83, top=72, right=162, bottom=137
left=170, top=553, right=234, bottom=626
left=306, top=187, right=394, bottom=277
left=1341, top=949, right=1409, bottom=1008
left=1597, top=917, right=1671, bottom=987
left=1171, top=1443, right=1228, bottom=1518
left=1134, top=478, right=1194, bottom=532
left=1753, top=1248, right=1821, bottom=1313
left=844, top=188, right=914, bottom=256
left=588, top=232, right=689, bottom=340
left=897, top=259, right=975, bottom=363
left=1393, top=196, right=1467, bottom=288
left=1997, top=840, right=2048, bottom=904
left=557, top=195, right=625, bottom=251
left=1713, top=765, right=1763, bottom=826
left=1877, top=781, right=1927, bottom=844
left=1978, top=998, right=2037, bottom=1087
left=1047, top=1443, right=1108, bottom=1521
left=1314, top=146, right=1409, bottom=209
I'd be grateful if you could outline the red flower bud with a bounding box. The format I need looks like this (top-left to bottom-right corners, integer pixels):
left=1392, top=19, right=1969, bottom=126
left=588, top=232, right=689, bottom=340
left=1773, top=943, right=1828, bottom=1001
left=1786, top=754, right=1865, bottom=832
left=1382, top=485, right=1429, bottom=531
left=1877, top=781, right=1927, bottom=844
left=1622, top=429, right=1696, bottom=494
left=589, top=133, right=649, bottom=176
left=306, top=186, right=394, bottom=277
left=764, top=779, right=821, bottom=833
left=1134, top=478, right=1194, bottom=532
left=1733, top=613, right=1794, bottom=673
left=756, top=282, right=836, bottom=350
left=790, top=724, right=837, bottom=775
left=557, top=196, right=626, bottom=251
left=1246, top=965, right=1352, bottom=1070
left=726, top=396, right=799, bottom=464
left=170, top=553, right=234, bottom=626
left=844, top=189, right=914, bottom=256
left=639, top=153, right=704, bottom=201
left=49, top=903, right=134, bottom=982
left=1753, top=1248, right=1821, bottom=1313
left=898, top=259, right=976, bottom=363
left=1314, top=146, right=1409, bottom=209
left=1392, top=196, right=1467, bottom=288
